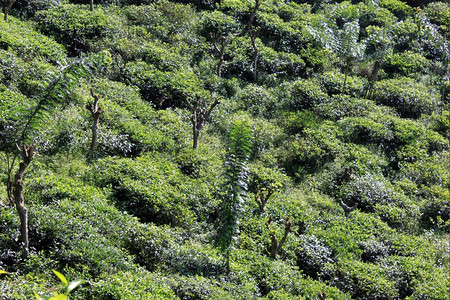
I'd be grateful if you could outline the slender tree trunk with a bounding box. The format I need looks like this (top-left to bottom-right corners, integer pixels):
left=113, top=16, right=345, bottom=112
left=192, top=110, right=199, bottom=149
left=185, top=95, right=220, bottom=150
left=3, top=0, right=15, bottom=22
left=90, top=0, right=93, bottom=11
left=266, top=216, right=291, bottom=259
left=211, top=33, right=227, bottom=77
left=14, top=145, right=33, bottom=259
left=342, top=57, right=350, bottom=93
left=90, top=114, right=99, bottom=153
left=87, top=89, right=102, bottom=159
left=250, top=31, right=258, bottom=82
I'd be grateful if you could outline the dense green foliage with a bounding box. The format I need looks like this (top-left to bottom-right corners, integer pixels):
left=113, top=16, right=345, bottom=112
left=1, top=0, right=449, bottom=299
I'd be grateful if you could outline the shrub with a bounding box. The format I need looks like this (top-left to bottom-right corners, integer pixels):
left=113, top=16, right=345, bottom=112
left=314, top=95, right=379, bottom=121
left=0, top=16, right=66, bottom=62
left=384, top=50, right=430, bottom=76
left=36, top=4, right=122, bottom=55
left=372, top=77, right=441, bottom=118
left=280, top=79, right=328, bottom=110
left=11, top=0, right=65, bottom=18
left=380, top=0, right=414, bottom=20
left=124, top=1, right=198, bottom=44
left=334, top=258, right=398, bottom=299
left=295, top=235, right=335, bottom=280
left=319, top=71, right=368, bottom=97
left=88, top=270, right=178, bottom=300
left=123, top=61, right=206, bottom=108
left=424, top=1, right=450, bottom=39
left=282, top=121, right=343, bottom=178
left=235, top=84, right=277, bottom=118
left=91, top=154, right=217, bottom=227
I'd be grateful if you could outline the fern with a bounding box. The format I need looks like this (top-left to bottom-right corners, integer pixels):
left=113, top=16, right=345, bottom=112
left=218, top=119, right=252, bottom=272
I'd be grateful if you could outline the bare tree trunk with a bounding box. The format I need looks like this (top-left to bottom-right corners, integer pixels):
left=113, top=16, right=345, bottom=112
left=87, top=89, right=102, bottom=159
left=3, top=0, right=15, bottom=22
left=266, top=216, right=291, bottom=259
left=14, top=144, right=33, bottom=259
left=211, top=33, right=227, bottom=77
left=342, top=57, right=350, bottom=93
left=90, top=0, right=93, bottom=11
left=185, top=95, right=220, bottom=149
left=250, top=30, right=259, bottom=82
left=255, top=187, right=273, bottom=212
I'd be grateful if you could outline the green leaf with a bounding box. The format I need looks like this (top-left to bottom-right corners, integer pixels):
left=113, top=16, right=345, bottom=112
left=52, top=270, right=68, bottom=286
left=67, top=279, right=86, bottom=293
left=33, top=292, right=42, bottom=300
left=0, top=270, right=9, bottom=275
left=49, top=294, right=68, bottom=300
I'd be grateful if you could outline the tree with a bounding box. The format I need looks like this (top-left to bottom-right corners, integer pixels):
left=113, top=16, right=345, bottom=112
left=218, top=119, right=252, bottom=273
left=1, top=52, right=111, bottom=258
left=202, top=11, right=240, bottom=77
left=249, top=164, right=289, bottom=212
left=184, top=94, right=220, bottom=149
left=2, top=0, right=15, bottom=22
left=13, top=144, right=33, bottom=259
left=90, top=0, right=93, bottom=11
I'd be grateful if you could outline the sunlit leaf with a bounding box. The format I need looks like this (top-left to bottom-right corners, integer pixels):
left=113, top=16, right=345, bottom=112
left=52, top=270, right=68, bottom=286
left=49, top=294, right=68, bottom=300
left=67, top=279, right=86, bottom=293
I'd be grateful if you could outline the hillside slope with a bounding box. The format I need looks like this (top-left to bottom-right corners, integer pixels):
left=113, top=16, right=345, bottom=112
left=0, top=0, right=449, bottom=299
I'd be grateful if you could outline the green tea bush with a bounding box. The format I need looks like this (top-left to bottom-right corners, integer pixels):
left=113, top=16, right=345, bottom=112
left=256, top=10, right=306, bottom=53
left=0, top=51, right=25, bottom=89
left=340, top=174, right=408, bottom=212
left=281, top=110, right=321, bottom=135
left=372, top=77, right=441, bottom=118
left=384, top=50, right=430, bottom=76
left=163, top=243, right=224, bottom=276
left=28, top=200, right=137, bottom=277
left=319, top=71, right=368, bottom=97
left=124, top=1, right=198, bottom=44
left=295, top=235, right=335, bottom=280
left=91, top=154, right=216, bottom=227
left=223, top=36, right=304, bottom=81
left=200, top=10, right=240, bottom=38
left=424, top=1, right=450, bottom=38
left=282, top=121, right=343, bottom=178
left=88, top=269, right=178, bottom=300
left=391, top=17, right=420, bottom=52
left=419, top=185, right=450, bottom=231
left=243, top=253, right=347, bottom=299
left=334, top=258, right=398, bottom=299
left=0, top=206, right=21, bottom=270
left=36, top=4, right=122, bottom=55
left=314, top=95, right=380, bottom=121
left=340, top=112, right=447, bottom=159
left=11, top=0, right=66, bottom=18
left=236, top=84, right=278, bottom=118
left=123, top=61, right=206, bottom=108
left=380, top=255, right=450, bottom=299
left=380, top=0, right=413, bottom=20
left=0, top=17, right=66, bottom=62
left=279, top=79, right=329, bottom=110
